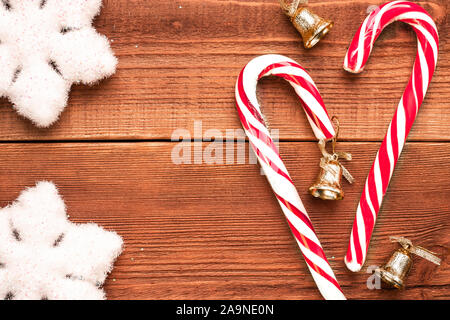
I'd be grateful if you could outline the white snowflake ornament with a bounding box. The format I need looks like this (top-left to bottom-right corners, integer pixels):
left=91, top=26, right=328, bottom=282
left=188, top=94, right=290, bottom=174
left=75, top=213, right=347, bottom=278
left=0, top=0, right=117, bottom=127
left=0, top=181, right=123, bottom=300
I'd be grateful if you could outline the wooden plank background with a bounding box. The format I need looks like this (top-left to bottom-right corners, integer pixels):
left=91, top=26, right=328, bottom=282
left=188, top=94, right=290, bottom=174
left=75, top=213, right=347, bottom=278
left=0, top=0, right=448, bottom=300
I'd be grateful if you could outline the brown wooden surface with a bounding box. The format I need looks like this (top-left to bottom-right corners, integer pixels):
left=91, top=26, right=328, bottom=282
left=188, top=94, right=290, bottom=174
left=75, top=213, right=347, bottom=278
left=0, top=142, right=448, bottom=299
left=0, top=0, right=449, bottom=300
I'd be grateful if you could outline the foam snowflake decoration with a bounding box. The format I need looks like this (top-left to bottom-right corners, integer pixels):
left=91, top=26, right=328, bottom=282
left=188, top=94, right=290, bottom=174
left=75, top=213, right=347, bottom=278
left=0, top=181, right=123, bottom=300
left=0, top=0, right=117, bottom=127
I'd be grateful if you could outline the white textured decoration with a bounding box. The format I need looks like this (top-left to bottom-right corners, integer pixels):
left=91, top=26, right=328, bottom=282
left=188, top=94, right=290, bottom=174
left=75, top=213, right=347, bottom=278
left=0, top=0, right=117, bottom=127
left=0, top=181, right=123, bottom=300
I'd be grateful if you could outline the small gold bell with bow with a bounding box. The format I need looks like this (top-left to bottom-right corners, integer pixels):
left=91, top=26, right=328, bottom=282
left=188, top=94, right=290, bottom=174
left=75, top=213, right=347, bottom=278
left=376, top=237, right=441, bottom=289
left=279, top=0, right=333, bottom=48
left=309, top=118, right=353, bottom=200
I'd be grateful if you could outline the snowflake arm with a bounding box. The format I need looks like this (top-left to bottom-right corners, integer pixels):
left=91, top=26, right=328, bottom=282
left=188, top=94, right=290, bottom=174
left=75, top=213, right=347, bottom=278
left=8, top=63, right=71, bottom=127
left=51, top=27, right=117, bottom=84
left=6, top=181, right=69, bottom=244
left=55, top=223, right=123, bottom=285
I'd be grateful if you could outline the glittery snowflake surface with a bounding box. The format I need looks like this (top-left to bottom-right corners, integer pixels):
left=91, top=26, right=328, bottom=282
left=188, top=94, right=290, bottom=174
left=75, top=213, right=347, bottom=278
left=0, top=0, right=117, bottom=127
left=0, top=181, right=123, bottom=300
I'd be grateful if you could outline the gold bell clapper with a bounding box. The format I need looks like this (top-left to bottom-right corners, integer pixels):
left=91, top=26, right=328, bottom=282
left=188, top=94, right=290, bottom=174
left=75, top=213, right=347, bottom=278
left=279, top=0, right=333, bottom=49
left=376, top=236, right=441, bottom=289
left=309, top=118, right=353, bottom=200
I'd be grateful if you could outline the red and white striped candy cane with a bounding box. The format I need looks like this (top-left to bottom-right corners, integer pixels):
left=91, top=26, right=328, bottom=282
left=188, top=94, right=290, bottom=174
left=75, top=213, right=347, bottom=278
left=235, top=54, right=345, bottom=300
left=343, top=1, right=439, bottom=272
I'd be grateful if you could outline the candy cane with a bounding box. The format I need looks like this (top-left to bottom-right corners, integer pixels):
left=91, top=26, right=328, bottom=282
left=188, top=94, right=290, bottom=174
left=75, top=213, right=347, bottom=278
left=235, top=54, right=345, bottom=300
left=343, top=1, right=439, bottom=272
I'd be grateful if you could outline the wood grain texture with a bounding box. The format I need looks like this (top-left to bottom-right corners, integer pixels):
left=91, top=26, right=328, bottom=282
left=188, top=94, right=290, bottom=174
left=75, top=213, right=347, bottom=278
left=0, top=142, right=447, bottom=300
left=0, top=0, right=447, bottom=141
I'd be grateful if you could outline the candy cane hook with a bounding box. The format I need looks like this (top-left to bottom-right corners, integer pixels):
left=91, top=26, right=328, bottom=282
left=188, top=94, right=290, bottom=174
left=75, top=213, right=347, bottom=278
left=235, top=54, right=345, bottom=300
left=343, top=1, right=439, bottom=272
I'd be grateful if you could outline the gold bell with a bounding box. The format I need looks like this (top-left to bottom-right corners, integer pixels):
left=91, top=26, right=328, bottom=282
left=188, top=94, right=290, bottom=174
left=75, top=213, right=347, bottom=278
left=309, top=153, right=345, bottom=200
left=309, top=118, right=353, bottom=200
left=376, top=237, right=441, bottom=289
left=279, top=0, right=333, bottom=49
left=377, top=247, right=413, bottom=289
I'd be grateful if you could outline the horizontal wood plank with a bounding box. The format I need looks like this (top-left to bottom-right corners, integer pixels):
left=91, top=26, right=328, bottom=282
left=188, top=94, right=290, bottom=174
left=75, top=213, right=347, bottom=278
left=0, top=141, right=447, bottom=299
left=0, top=0, right=448, bottom=141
